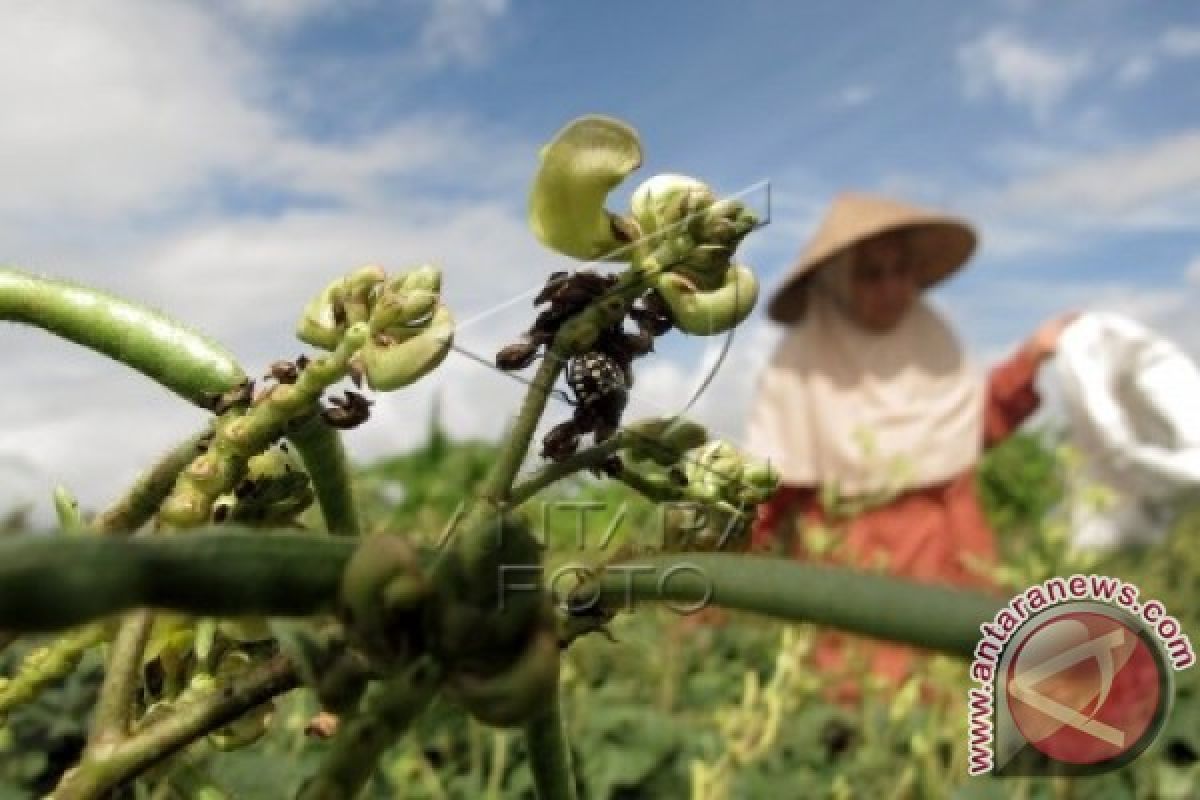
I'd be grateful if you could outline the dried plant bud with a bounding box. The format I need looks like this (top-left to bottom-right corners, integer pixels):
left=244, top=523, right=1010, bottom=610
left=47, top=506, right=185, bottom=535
left=268, top=360, right=299, bottom=384
left=555, top=284, right=600, bottom=309
left=541, top=419, right=582, bottom=461
left=587, top=454, right=625, bottom=479
left=622, top=329, right=654, bottom=356
left=496, top=339, right=540, bottom=371
left=211, top=379, right=255, bottom=415
left=534, top=271, right=570, bottom=306
left=321, top=390, right=373, bottom=429
left=630, top=308, right=673, bottom=339
left=531, top=306, right=570, bottom=337
left=593, top=417, right=620, bottom=443
left=571, top=269, right=617, bottom=297
left=333, top=391, right=372, bottom=413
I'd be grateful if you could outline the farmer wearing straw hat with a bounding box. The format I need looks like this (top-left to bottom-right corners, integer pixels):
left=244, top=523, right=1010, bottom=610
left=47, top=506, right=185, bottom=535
left=745, top=192, right=1072, bottom=700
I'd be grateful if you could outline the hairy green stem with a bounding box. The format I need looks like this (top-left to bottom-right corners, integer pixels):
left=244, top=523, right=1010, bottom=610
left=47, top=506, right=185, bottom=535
left=523, top=692, right=577, bottom=800
left=94, top=425, right=215, bottom=535
left=0, top=623, right=113, bottom=719
left=574, top=553, right=1008, bottom=658
left=482, top=352, right=566, bottom=507
left=0, top=266, right=245, bottom=407
left=0, top=531, right=355, bottom=632
left=445, top=352, right=565, bottom=575
left=50, top=654, right=299, bottom=800
left=509, top=434, right=625, bottom=507
left=285, top=413, right=361, bottom=536
left=298, top=659, right=442, bottom=800
left=88, top=611, right=154, bottom=751
left=612, top=462, right=684, bottom=503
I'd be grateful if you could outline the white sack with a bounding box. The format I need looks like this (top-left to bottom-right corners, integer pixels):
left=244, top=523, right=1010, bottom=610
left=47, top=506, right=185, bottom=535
left=1055, top=312, right=1200, bottom=550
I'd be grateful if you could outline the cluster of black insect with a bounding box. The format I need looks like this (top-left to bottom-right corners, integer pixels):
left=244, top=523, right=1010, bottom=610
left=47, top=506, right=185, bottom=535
left=494, top=269, right=675, bottom=468
left=200, top=352, right=375, bottom=437
left=198, top=378, right=255, bottom=416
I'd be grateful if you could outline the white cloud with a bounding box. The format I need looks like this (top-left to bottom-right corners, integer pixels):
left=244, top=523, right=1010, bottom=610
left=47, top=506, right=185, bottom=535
left=0, top=2, right=275, bottom=220
left=1116, top=54, right=1155, bottom=87
left=875, top=129, right=1200, bottom=261
left=1161, top=26, right=1200, bottom=58
left=0, top=2, right=520, bottom=222
left=957, top=28, right=1090, bottom=121
left=213, top=0, right=337, bottom=30
left=1107, top=26, right=1200, bottom=92
left=988, top=130, right=1200, bottom=223
left=1184, top=255, right=1200, bottom=286
left=418, top=0, right=511, bottom=68
left=833, top=84, right=875, bottom=109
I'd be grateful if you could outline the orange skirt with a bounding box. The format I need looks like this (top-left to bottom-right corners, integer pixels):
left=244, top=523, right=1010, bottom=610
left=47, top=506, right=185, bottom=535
left=750, top=474, right=1002, bottom=704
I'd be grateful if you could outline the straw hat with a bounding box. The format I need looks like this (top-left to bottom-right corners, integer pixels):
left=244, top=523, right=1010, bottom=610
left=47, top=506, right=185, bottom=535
left=766, top=192, right=978, bottom=325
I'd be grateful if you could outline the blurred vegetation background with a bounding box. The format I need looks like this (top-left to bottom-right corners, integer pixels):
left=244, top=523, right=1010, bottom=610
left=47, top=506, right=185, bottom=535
left=2, top=411, right=1197, bottom=799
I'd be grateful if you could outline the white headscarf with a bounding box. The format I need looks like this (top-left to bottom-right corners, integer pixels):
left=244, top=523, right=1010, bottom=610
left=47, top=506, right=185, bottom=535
left=745, top=265, right=985, bottom=495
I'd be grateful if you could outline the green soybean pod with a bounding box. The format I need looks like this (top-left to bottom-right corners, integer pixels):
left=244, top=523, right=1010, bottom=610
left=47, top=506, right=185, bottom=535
left=0, top=266, right=246, bottom=407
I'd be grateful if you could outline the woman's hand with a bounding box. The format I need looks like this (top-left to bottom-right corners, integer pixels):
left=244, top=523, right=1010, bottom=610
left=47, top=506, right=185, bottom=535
left=1023, top=312, right=1080, bottom=365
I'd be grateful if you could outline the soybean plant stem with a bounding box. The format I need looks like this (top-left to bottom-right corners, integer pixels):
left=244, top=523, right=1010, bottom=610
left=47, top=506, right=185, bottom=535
left=509, top=434, right=625, bottom=507
left=0, top=530, right=355, bottom=632
left=297, top=658, right=442, bottom=800
left=0, top=623, right=114, bottom=718
left=524, top=692, right=578, bottom=800
left=480, top=351, right=566, bottom=507
left=576, top=552, right=1007, bottom=659
left=94, top=425, right=215, bottom=536
left=88, top=611, right=154, bottom=751
left=286, top=413, right=361, bottom=537
left=446, top=351, right=566, bottom=572
left=51, top=655, right=300, bottom=800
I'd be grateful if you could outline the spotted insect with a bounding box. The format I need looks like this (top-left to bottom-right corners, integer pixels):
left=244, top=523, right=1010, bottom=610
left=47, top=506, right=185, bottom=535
left=567, top=350, right=630, bottom=442
left=566, top=350, right=628, bottom=408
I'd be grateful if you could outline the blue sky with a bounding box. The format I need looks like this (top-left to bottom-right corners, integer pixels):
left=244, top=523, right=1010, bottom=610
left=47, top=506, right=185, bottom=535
left=2, top=0, right=1199, bottom=519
